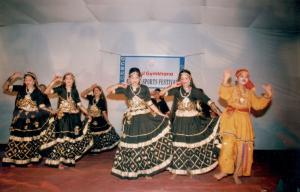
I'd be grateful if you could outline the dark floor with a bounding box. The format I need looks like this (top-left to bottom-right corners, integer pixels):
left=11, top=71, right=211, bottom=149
left=0, top=149, right=299, bottom=192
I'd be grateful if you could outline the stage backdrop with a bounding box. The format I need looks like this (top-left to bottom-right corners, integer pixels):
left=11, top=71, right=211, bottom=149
left=0, top=22, right=299, bottom=149
left=119, top=56, right=185, bottom=88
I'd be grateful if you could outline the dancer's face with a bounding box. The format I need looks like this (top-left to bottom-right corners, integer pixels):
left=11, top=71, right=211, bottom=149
left=129, top=72, right=141, bottom=86
left=179, top=73, right=191, bottom=87
left=237, top=71, right=249, bottom=85
left=154, top=90, right=160, bottom=100
left=64, top=74, right=74, bottom=87
left=24, top=76, right=35, bottom=88
left=93, top=87, right=102, bottom=97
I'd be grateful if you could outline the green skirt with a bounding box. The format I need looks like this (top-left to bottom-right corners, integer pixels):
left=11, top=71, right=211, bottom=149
left=111, top=112, right=173, bottom=179
left=40, top=113, right=93, bottom=166
left=2, top=108, right=50, bottom=165
left=169, top=115, right=221, bottom=175
left=89, top=116, right=120, bottom=153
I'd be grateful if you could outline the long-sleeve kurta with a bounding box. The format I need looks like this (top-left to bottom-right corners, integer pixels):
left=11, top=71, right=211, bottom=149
left=218, top=84, right=271, bottom=176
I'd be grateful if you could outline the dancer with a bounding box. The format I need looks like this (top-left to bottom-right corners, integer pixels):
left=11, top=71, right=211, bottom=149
left=2, top=72, right=51, bottom=166
left=107, top=67, right=173, bottom=179
left=214, top=69, right=272, bottom=184
left=41, top=73, right=93, bottom=169
left=81, top=84, right=119, bottom=153
left=160, top=69, right=221, bottom=176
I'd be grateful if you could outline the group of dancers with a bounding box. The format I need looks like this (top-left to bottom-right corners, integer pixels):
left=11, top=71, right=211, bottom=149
left=1, top=67, right=272, bottom=184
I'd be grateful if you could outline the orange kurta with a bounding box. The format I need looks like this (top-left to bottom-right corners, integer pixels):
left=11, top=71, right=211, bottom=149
left=218, top=84, right=271, bottom=176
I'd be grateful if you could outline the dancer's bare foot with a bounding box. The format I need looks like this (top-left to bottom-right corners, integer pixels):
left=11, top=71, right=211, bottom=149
left=214, top=172, right=228, bottom=180
left=170, top=173, right=177, bottom=180
left=233, top=175, right=242, bottom=184
left=58, top=164, right=65, bottom=170
left=145, top=176, right=152, bottom=180
left=10, top=165, right=16, bottom=168
left=27, top=163, right=33, bottom=167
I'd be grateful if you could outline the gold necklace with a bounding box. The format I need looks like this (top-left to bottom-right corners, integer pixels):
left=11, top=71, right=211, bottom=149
left=237, top=86, right=247, bottom=104
left=130, top=85, right=141, bottom=96
left=25, top=87, right=33, bottom=99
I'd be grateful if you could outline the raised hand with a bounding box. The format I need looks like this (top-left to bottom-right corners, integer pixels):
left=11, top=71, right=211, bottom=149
left=262, top=84, right=272, bottom=98
left=223, top=69, right=232, bottom=82
left=91, top=83, right=98, bottom=89
left=12, top=72, right=22, bottom=79
left=171, top=81, right=182, bottom=88
left=53, top=75, right=63, bottom=83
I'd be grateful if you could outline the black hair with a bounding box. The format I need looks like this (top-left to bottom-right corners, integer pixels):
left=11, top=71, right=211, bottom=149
left=177, top=69, right=196, bottom=88
left=62, top=72, right=77, bottom=90
left=39, top=84, right=46, bottom=88
left=93, top=85, right=107, bottom=110
left=129, top=67, right=141, bottom=76
left=23, top=72, right=38, bottom=88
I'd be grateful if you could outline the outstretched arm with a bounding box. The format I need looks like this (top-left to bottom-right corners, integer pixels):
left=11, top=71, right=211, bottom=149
left=209, top=102, right=222, bottom=116
left=159, top=82, right=181, bottom=96
left=148, top=102, right=168, bottom=117
left=106, top=83, right=127, bottom=95
left=102, top=111, right=111, bottom=125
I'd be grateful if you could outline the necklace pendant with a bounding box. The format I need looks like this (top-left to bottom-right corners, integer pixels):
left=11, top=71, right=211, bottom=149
left=239, top=97, right=245, bottom=104
left=182, top=97, right=190, bottom=107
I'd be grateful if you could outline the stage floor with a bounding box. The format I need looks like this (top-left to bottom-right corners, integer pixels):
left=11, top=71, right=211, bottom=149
left=0, top=150, right=299, bottom=192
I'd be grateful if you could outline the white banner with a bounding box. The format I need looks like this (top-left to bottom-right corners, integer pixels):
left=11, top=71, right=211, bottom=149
left=120, top=56, right=185, bottom=88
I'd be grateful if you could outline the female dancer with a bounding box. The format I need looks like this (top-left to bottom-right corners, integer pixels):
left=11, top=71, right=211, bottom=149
left=107, top=67, right=173, bottom=179
left=160, top=69, right=221, bottom=177
left=2, top=72, right=50, bottom=166
left=81, top=84, right=119, bottom=153
left=41, top=73, right=93, bottom=169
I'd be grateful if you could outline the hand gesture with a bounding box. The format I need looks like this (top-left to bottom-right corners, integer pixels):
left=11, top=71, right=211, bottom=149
left=87, top=115, right=92, bottom=123
left=223, top=69, right=232, bottom=82
left=53, top=75, right=63, bottom=83
left=262, top=84, right=272, bottom=98
left=91, top=83, right=98, bottom=89
left=171, top=81, right=182, bottom=88
left=160, top=113, right=169, bottom=118
left=12, top=72, right=22, bottom=79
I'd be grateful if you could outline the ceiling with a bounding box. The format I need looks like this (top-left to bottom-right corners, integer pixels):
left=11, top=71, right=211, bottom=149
left=0, top=0, right=299, bottom=31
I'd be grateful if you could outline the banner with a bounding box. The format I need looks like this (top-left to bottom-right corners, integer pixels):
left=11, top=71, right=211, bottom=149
left=120, top=56, right=185, bottom=88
